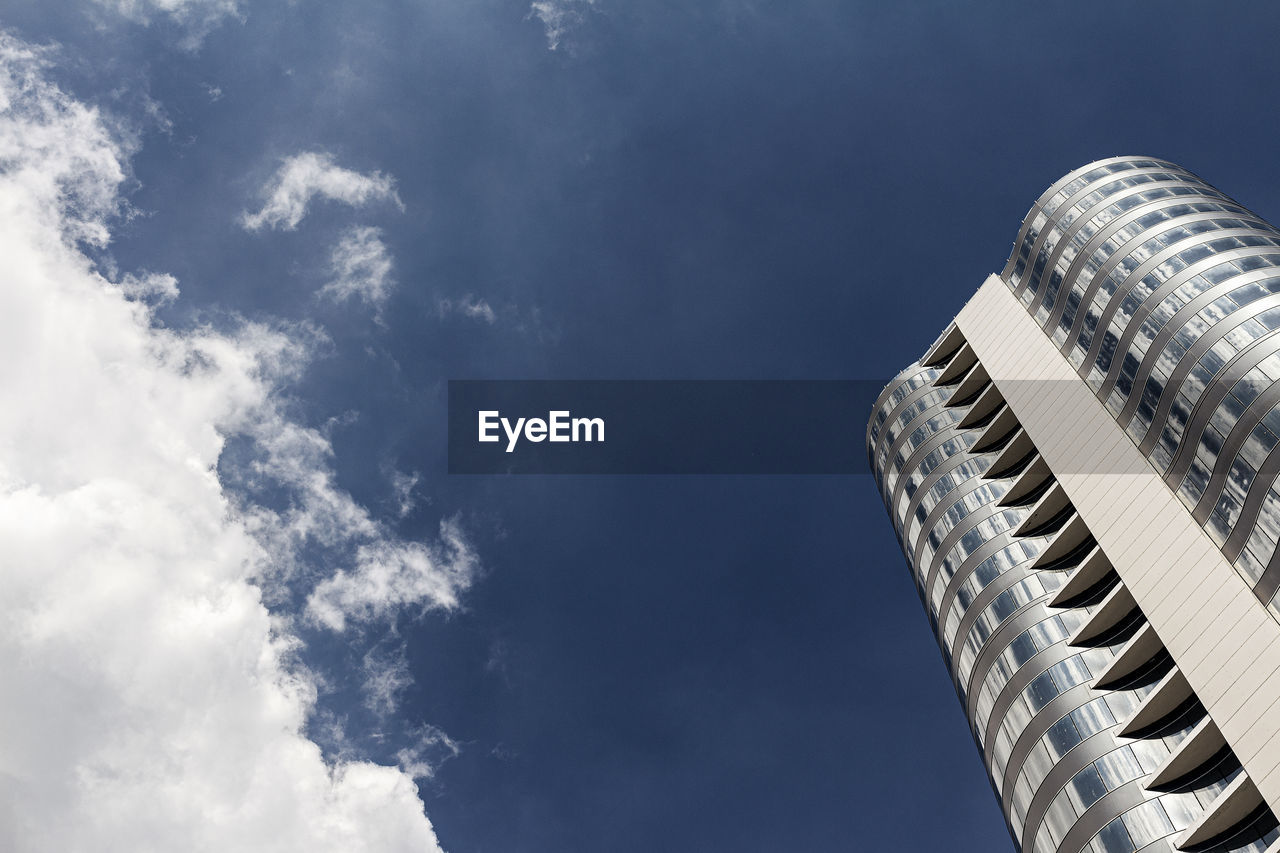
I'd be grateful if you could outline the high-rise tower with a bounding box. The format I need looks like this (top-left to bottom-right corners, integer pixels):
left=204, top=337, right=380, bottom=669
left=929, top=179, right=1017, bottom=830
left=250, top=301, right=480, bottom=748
left=867, top=157, right=1280, bottom=853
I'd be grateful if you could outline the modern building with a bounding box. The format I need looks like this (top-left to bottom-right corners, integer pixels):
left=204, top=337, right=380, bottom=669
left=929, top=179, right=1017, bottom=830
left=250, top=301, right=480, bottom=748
left=866, top=157, right=1280, bottom=853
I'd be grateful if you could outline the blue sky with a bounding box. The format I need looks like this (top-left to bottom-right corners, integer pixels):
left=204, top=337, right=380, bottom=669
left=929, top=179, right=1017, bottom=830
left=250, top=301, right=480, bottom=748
left=5, top=2, right=1280, bottom=851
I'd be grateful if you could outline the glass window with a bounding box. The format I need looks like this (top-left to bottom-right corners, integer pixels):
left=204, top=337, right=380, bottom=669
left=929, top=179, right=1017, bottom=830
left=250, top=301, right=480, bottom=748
left=1027, top=670, right=1059, bottom=711
left=1072, top=699, right=1116, bottom=739
left=1043, top=792, right=1076, bottom=849
left=1069, top=763, right=1109, bottom=813
left=1097, top=746, right=1144, bottom=789
left=1103, top=692, right=1139, bottom=722
left=1129, top=739, right=1171, bottom=775
left=1050, top=656, right=1091, bottom=691
left=1094, top=816, right=1136, bottom=853
left=1121, top=801, right=1175, bottom=847
left=1243, top=427, right=1277, bottom=470
left=1046, top=715, right=1082, bottom=759
left=1158, top=793, right=1200, bottom=832
left=1236, top=542, right=1266, bottom=585
left=1025, top=741, right=1054, bottom=787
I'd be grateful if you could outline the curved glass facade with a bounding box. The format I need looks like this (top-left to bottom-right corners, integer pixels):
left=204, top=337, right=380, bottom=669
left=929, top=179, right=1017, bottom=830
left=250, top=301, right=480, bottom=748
left=866, top=157, right=1280, bottom=853
left=1002, top=157, right=1280, bottom=615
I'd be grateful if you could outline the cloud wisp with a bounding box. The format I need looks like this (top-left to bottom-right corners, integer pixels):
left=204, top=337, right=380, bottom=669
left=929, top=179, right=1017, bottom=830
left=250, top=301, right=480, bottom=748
left=437, top=294, right=561, bottom=344
left=307, top=517, right=478, bottom=632
left=0, top=31, right=466, bottom=852
left=94, top=0, right=244, bottom=49
left=319, top=225, right=396, bottom=312
left=437, top=293, right=498, bottom=324
left=529, top=0, right=598, bottom=50
left=241, top=151, right=403, bottom=232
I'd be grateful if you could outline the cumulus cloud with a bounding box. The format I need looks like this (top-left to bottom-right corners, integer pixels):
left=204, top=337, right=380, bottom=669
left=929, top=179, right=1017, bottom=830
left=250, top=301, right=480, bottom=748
left=0, top=38, right=124, bottom=248
left=319, top=225, right=395, bottom=310
left=94, top=0, right=244, bottom=49
left=241, top=152, right=402, bottom=232
left=0, top=31, right=467, bottom=852
left=530, top=0, right=597, bottom=50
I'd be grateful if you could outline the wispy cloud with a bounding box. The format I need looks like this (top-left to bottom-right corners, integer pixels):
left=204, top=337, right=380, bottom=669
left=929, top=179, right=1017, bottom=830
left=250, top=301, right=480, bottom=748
left=530, top=0, right=597, bottom=50
left=396, top=725, right=461, bottom=780
left=117, top=270, right=180, bottom=303
left=307, top=517, right=478, bottom=632
left=362, top=646, right=413, bottom=717
left=0, top=31, right=459, bottom=851
left=93, top=0, right=244, bottom=49
left=437, top=293, right=497, bottom=324
left=241, top=152, right=402, bottom=232
left=438, top=294, right=561, bottom=344
left=389, top=469, right=420, bottom=519
left=319, top=225, right=395, bottom=312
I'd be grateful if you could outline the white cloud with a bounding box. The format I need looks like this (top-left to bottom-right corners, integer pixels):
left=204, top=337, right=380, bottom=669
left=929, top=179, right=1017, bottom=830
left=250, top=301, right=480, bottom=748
left=436, top=295, right=560, bottom=344
left=319, top=225, right=395, bottom=310
left=390, top=469, right=420, bottom=519
left=117, top=270, right=180, bottom=303
left=307, top=517, right=478, bottom=632
left=94, top=0, right=244, bottom=49
left=0, top=38, right=125, bottom=248
left=241, top=152, right=402, bottom=232
left=396, top=726, right=461, bottom=781
left=362, top=646, right=413, bottom=717
left=0, top=31, right=467, bottom=852
left=437, top=294, right=497, bottom=324
left=530, top=0, right=597, bottom=50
